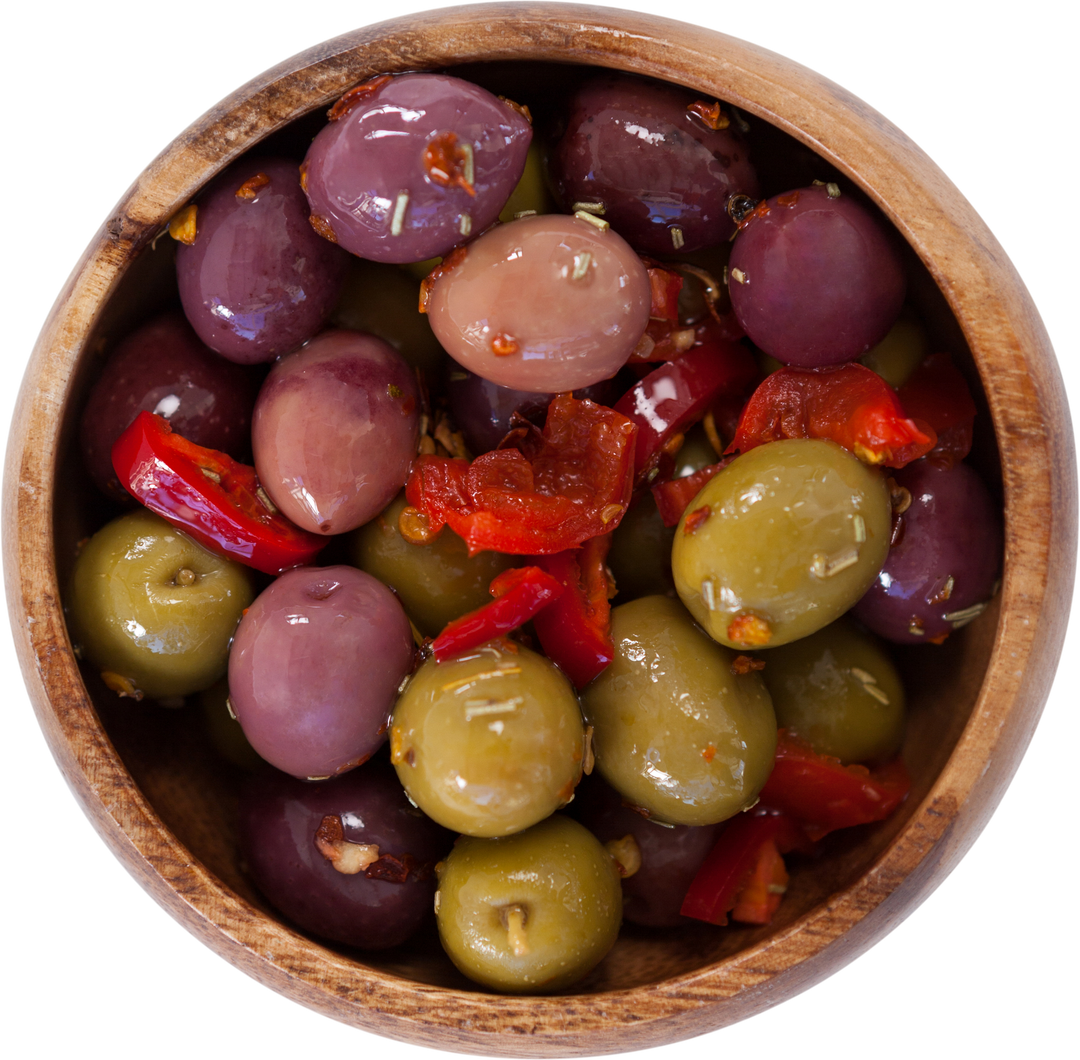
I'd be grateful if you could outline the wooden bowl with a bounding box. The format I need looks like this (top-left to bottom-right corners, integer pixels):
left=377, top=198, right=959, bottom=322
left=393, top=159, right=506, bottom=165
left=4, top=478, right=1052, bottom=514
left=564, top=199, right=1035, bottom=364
left=4, top=3, right=1074, bottom=1054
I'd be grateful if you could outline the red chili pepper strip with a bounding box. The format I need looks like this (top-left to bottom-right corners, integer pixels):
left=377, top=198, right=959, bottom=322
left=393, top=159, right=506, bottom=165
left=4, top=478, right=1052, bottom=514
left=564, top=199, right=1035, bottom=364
left=614, top=336, right=759, bottom=485
left=726, top=364, right=937, bottom=468
left=111, top=411, right=325, bottom=575
left=897, top=353, right=977, bottom=466
left=651, top=457, right=735, bottom=527
left=730, top=837, right=788, bottom=925
left=531, top=534, right=615, bottom=688
left=758, top=731, right=911, bottom=842
left=647, top=264, right=683, bottom=322
left=680, top=812, right=788, bottom=926
left=405, top=395, right=636, bottom=555
left=431, top=566, right=564, bottom=662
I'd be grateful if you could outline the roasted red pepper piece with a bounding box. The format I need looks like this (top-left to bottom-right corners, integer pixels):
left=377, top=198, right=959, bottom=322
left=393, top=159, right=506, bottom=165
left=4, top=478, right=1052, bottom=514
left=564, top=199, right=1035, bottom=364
left=896, top=353, right=977, bottom=466
left=727, top=364, right=936, bottom=468
left=111, top=411, right=325, bottom=575
left=431, top=566, right=564, bottom=662
left=531, top=534, right=615, bottom=688
left=730, top=837, right=788, bottom=925
left=680, top=812, right=789, bottom=926
left=650, top=457, right=735, bottom=527
left=614, top=336, right=759, bottom=485
left=758, top=731, right=911, bottom=842
left=647, top=264, right=683, bottom=322
left=405, top=395, right=636, bottom=555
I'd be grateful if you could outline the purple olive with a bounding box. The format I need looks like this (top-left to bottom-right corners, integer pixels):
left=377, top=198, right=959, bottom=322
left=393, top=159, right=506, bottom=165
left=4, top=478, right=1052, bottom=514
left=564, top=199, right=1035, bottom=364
left=176, top=157, right=349, bottom=363
left=853, top=459, right=1002, bottom=643
left=228, top=566, right=414, bottom=779
left=79, top=312, right=259, bottom=502
left=239, top=762, right=453, bottom=950
left=728, top=184, right=906, bottom=367
left=302, top=73, right=532, bottom=264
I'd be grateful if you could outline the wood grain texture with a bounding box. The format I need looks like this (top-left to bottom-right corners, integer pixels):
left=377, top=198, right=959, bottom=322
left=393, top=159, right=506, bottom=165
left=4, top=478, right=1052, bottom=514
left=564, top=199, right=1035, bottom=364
left=3, top=3, right=1075, bottom=1055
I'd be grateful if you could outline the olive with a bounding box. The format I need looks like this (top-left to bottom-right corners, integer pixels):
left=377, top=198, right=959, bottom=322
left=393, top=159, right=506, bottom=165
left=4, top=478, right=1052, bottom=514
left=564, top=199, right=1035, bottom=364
left=581, top=596, right=776, bottom=826
left=497, top=139, right=556, bottom=223
left=607, top=493, right=674, bottom=601
left=199, top=679, right=263, bottom=771
left=859, top=311, right=930, bottom=388
left=350, top=492, right=515, bottom=637
left=761, top=616, right=905, bottom=764
left=67, top=509, right=253, bottom=700
left=435, top=815, right=621, bottom=992
left=391, top=641, right=585, bottom=837
left=672, top=439, right=891, bottom=649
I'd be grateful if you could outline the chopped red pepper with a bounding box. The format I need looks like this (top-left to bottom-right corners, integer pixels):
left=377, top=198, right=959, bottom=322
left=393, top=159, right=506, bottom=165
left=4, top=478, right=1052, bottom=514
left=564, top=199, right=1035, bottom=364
left=111, top=411, right=325, bottom=575
left=727, top=364, right=937, bottom=468
left=531, top=534, right=615, bottom=688
left=730, top=837, right=788, bottom=925
left=430, top=566, right=564, bottom=662
left=650, top=457, right=735, bottom=527
left=614, top=336, right=759, bottom=485
left=758, top=731, right=911, bottom=842
left=680, top=812, right=789, bottom=926
left=405, top=395, right=636, bottom=555
left=897, top=353, right=977, bottom=466
left=647, top=264, right=683, bottom=322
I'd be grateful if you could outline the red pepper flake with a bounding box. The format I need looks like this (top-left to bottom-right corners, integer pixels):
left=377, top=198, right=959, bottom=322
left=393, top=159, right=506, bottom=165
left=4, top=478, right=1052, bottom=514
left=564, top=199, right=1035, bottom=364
left=422, top=131, right=476, bottom=197
left=927, top=631, right=950, bottom=645
left=701, top=744, right=717, bottom=762
left=499, top=95, right=533, bottom=124
left=168, top=204, right=198, bottom=245
left=776, top=190, right=801, bottom=208
left=364, top=852, right=417, bottom=884
left=398, top=505, right=437, bottom=545
left=731, top=839, right=788, bottom=924
left=731, top=654, right=766, bottom=675
left=728, top=613, right=772, bottom=648
left=327, top=74, right=394, bottom=121
left=419, top=245, right=467, bottom=313
left=683, top=505, right=711, bottom=535
left=298, top=161, right=308, bottom=193
left=686, top=100, right=730, bottom=130
left=235, top=173, right=270, bottom=201
left=491, top=332, right=519, bottom=357
left=737, top=198, right=771, bottom=230
left=308, top=213, right=339, bottom=243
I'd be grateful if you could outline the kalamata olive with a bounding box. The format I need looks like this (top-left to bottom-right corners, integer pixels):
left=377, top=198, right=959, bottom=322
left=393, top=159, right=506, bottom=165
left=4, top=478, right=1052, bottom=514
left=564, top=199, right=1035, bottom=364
left=302, top=73, right=532, bottom=263
left=239, top=761, right=453, bottom=950
left=79, top=313, right=259, bottom=502
left=575, top=774, right=722, bottom=927
left=581, top=596, right=776, bottom=826
left=391, top=641, right=585, bottom=837
left=349, top=492, right=516, bottom=637
left=435, top=815, right=621, bottom=991
left=176, top=157, right=349, bottom=363
left=853, top=459, right=1002, bottom=644
left=425, top=213, right=651, bottom=393
left=550, top=73, right=759, bottom=255
left=672, top=439, right=891, bottom=649
left=67, top=509, right=253, bottom=700
left=728, top=184, right=906, bottom=367
left=228, top=565, right=414, bottom=779
left=859, top=310, right=929, bottom=388
left=761, top=616, right=906, bottom=764
left=252, top=330, right=419, bottom=535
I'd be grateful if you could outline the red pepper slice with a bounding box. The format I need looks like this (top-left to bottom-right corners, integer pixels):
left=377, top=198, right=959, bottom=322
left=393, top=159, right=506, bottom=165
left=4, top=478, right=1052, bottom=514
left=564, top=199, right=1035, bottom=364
left=758, top=731, right=911, bottom=842
left=430, top=566, right=564, bottom=662
left=614, top=335, right=759, bottom=485
left=730, top=837, right=789, bottom=925
left=405, top=395, right=636, bottom=555
left=896, top=353, right=977, bottom=466
left=680, top=812, right=788, bottom=926
left=531, top=534, right=615, bottom=688
left=650, top=457, right=735, bottom=527
left=726, top=364, right=936, bottom=468
left=111, top=411, right=325, bottom=575
left=647, top=264, right=683, bottom=322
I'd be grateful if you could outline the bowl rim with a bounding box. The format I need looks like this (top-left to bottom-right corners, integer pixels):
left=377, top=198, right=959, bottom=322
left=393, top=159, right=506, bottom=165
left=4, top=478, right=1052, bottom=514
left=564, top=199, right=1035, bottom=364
left=4, top=2, right=1075, bottom=1054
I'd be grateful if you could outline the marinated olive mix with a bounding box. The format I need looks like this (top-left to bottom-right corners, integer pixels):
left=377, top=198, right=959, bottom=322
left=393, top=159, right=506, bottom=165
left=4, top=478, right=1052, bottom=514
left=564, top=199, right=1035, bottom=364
left=68, top=509, right=253, bottom=700
left=435, top=815, right=622, bottom=992
left=391, top=642, right=585, bottom=837
left=762, top=616, right=906, bottom=764
left=582, top=596, right=776, bottom=826
left=672, top=439, right=891, bottom=649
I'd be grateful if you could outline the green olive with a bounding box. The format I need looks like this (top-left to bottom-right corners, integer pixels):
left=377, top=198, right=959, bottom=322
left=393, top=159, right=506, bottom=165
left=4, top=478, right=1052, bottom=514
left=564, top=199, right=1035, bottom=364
left=581, top=596, right=776, bottom=826
left=671, top=422, right=721, bottom=476
left=391, top=641, right=585, bottom=837
left=350, top=492, right=515, bottom=637
left=672, top=439, right=890, bottom=650
left=435, top=815, right=621, bottom=992
left=859, top=311, right=929, bottom=388
left=607, top=494, right=674, bottom=601
left=761, top=616, right=905, bottom=764
left=67, top=510, right=253, bottom=700
left=498, top=140, right=556, bottom=222
left=199, top=679, right=263, bottom=771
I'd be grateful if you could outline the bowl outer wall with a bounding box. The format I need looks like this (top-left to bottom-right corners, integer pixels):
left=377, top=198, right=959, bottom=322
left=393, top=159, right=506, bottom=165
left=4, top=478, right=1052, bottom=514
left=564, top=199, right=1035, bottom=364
left=3, top=3, right=1075, bottom=1054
